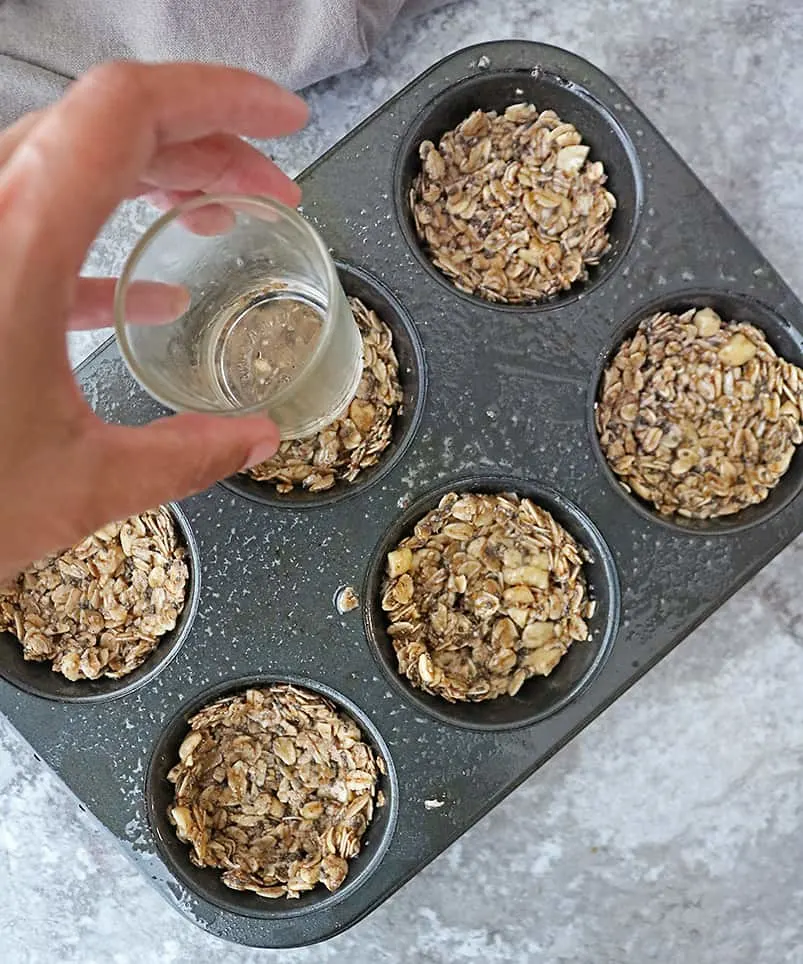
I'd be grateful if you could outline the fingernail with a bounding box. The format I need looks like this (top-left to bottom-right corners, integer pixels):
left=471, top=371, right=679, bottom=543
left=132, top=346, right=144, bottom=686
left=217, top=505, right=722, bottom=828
left=243, top=437, right=279, bottom=469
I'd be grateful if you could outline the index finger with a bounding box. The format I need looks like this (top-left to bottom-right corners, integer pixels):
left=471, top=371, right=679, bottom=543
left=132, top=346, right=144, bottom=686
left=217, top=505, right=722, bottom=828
left=0, top=62, right=307, bottom=285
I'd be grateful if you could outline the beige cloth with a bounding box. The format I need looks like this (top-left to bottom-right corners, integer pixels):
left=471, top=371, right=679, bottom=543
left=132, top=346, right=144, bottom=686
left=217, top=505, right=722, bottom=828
left=0, top=0, right=452, bottom=126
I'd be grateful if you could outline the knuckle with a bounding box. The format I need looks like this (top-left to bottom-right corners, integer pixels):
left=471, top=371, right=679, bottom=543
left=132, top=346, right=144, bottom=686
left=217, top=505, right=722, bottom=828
left=205, top=149, right=238, bottom=192
left=81, top=61, right=149, bottom=109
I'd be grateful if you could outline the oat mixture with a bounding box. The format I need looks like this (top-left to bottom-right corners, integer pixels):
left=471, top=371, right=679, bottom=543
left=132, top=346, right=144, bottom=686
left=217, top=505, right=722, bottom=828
left=0, top=507, right=188, bottom=681
left=168, top=685, right=383, bottom=899
left=410, top=103, right=616, bottom=303
left=596, top=308, right=803, bottom=519
left=381, top=492, right=594, bottom=702
left=335, top=585, right=360, bottom=614
left=246, top=296, right=402, bottom=492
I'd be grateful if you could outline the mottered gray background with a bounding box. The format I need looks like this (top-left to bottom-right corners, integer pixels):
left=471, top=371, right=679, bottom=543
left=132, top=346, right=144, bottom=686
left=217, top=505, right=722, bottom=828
left=3, top=1, right=803, bottom=962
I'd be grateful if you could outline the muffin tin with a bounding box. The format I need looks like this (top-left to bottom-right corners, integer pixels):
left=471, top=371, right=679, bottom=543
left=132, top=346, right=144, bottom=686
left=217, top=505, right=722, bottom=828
left=2, top=41, right=803, bottom=948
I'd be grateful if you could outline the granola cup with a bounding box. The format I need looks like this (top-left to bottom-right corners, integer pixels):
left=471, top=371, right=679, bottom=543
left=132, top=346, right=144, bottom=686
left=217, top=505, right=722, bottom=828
left=221, top=262, right=427, bottom=508
left=245, top=295, right=403, bottom=491
left=364, top=477, right=620, bottom=730
left=395, top=69, right=642, bottom=310
left=590, top=291, right=803, bottom=534
left=0, top=504, right=200, bottom=702
left=147, top=676, right=398, bottom=919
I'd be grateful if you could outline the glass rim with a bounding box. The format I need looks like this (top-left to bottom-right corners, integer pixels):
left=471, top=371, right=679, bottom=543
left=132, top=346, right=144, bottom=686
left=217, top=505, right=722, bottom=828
left=113, top=192, right=342, bottom=417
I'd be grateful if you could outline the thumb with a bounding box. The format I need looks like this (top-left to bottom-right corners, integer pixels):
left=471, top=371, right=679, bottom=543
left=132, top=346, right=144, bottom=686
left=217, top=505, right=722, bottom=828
left=85, top=412, right=279, bottom=519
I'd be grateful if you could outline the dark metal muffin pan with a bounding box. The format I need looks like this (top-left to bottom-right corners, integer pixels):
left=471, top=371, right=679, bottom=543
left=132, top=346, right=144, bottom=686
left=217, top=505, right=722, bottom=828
left=2, top=41, right=803, bottom=948
left=0, top=502, right=200, bottom=703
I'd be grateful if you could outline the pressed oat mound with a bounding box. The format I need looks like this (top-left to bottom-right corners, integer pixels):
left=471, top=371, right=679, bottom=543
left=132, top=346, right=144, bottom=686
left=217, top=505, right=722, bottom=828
left=410, top=103, right=616, bottom=303
left=0, top=507, right=188, bottom=681
left=596, top=308, right=803, bottom=519
left=168, top=685, right=383, bottom=899
left=381, top=492, right=595, bottom=702
left=246, top=296, right=402, bottom=493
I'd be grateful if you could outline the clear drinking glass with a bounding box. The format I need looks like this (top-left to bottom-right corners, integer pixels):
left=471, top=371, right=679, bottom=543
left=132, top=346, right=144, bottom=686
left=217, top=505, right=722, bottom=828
left=114, top=194, right=363, bottom=440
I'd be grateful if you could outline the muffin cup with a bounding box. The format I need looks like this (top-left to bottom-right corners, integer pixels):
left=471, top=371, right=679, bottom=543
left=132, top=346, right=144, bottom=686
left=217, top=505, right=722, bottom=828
left=588, top=289, right=803, bottom=534
left=145, top=675, right=399, bottom=920
left=0, top=502, right=200, bottom=703
left=220, top=262, right=427, bottom=508
left=393, top=68, right=643, bottom=311
left=363, top=475, right=621, bottom=730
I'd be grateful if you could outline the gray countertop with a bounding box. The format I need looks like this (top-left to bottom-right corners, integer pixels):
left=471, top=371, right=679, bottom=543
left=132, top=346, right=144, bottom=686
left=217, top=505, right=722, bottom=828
left=4, top=1, right=803, bottom=961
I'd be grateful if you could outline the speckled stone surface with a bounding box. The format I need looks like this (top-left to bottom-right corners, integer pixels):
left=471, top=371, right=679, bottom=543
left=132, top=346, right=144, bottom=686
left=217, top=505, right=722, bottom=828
left=4, top=1, right=803, bottom=961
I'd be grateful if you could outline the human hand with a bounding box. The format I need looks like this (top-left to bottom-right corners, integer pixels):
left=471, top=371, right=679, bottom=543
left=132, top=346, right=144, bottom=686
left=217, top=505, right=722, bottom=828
left=0, top=62, right=308, bottom=581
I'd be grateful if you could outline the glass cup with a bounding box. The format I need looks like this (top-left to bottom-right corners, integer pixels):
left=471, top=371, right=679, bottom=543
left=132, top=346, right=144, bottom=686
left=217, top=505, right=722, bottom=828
left=113, top=194, right=363, bottom=440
